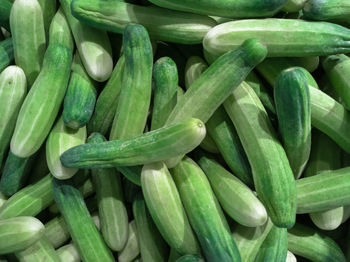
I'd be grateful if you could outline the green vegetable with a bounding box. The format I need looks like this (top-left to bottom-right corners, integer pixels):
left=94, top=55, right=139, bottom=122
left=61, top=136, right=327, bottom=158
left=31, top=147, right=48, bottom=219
left=0, top=38, right=14, bottom=73
left=37, top=0, right=57, bottom=37
left=0, top=0, right=11, bottom=31
left=282, top=0, right=307, bottom=12
left=49, top=8, right=74, bottom=53
left=118, top=220, right=140, bottom=262
left=57, top=243, right=80, bottom=262
left=286, top=251, right=297, bottom=262
left=303, top=0, right=350, bottom=24
left=0, top=191, right=6, bottom=209
left=116, top=166, right=142, bottom=186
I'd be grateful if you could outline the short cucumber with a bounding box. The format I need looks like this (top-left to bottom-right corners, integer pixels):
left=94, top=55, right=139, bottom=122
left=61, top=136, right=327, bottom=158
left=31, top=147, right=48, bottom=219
left=118, top=220, right=140, bottom=262
left=0, top=0, right=11, bottom=31
left=10, top=43, right=72, bottom=158
left=175, top=255, right=204, bottom=262
left=71, top=0, right=216, bottom=45
left=303, top=0, right=350, bottom=23
left=0, top=38, right=14, bottom=73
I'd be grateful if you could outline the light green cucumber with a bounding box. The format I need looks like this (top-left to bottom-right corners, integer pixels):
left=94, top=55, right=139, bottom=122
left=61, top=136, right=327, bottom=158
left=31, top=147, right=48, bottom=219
left=195, top=152, right=267, bottom=227
left=175, top=255, right=204, bottom=262
left=288, top=223, right=346, bottom=262
left=172, top=157, right=241, bottom=262
left=71, top=0, right=216, bottom=45
left=57, top=243, right=80, bottom=262
left=141, top=162, right=200, bottom=255
left=0, top=66, right=26, bottom=166
left=37, top=0, right=57, bottom=36
left=0, top=38, right=14, bottom=73
left=133, top=193, right=169, bottom=262
left=303, top=0, right=350, bottom=23
left=224, top=82, right=296, bottom=228
left=10, top=0, right=46, bottom=86
left=118, top=220, right=140, bottom=262
left=0, top=216, right=44, bottom=254
left=282, top=0, right=307, bottom=12
left=0, top=0, right=11, bottom=31
left=110, top=24, right=153, bottom=140
left=10, top=43, right=72, bottom=158
left=204, top=19, right=350, bottom=62
left=59, top=0, right=113, bottom=82
left=89, top=133, right=128, bottom=252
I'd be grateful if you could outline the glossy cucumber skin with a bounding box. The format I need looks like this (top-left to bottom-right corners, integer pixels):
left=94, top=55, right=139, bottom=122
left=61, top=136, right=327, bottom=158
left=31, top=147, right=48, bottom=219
left=204, top=19, right=350, bottom=62
left=288, top=223, right=346, bottom=262
left=172, top=157, right=241, bottom=262
left=118, top=220, right=140, bottom=262
left=303, top=0, right=350, bottom=23
left=0, top=0, right=11, bottom=31
left=52, top=178, right=115, bottom=262
left=71, top=0, right=216, bottom=45
left=10, top=0, right=46, bottom=86
left=60, top=118, right=206, bottom=169
left=0, top=65, right=26, bottom=166
left=49, top=8, right=74, bottom=53
left=0, top=38, right=14, bottom=73
left=141, top=162, right=200, bottom=255
left=10, top=43, right=72, bottom=158
left=224, top=82, right=296, bottom=228
left=274, top=67, right=311, bottom=178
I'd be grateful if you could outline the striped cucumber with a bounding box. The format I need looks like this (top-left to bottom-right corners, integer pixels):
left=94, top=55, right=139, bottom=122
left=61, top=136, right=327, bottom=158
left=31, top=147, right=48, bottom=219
left=57, top=243, right=80, bottom=262
left=60, top=118, right=206, bottom=169
left=46, top=117, right=86, bottom=180
left=141, top=162, right=200, bottom=255
left=0, top=66, right=26, bottom=167
left=37, top=0, right=57, bottom=36
left=172, top=157, right=241, bottom=262
left=204, top=19, right=350, bottom=62
left=52, top=178, right=115, bottom=262
left=175, top=255, right=204, bottom=262
left=0, top=38, right=14, bottom=73
left=49, top=8, right=74, bottom=52
left=224, top=82, right=296, bottom=228
left=0, top=0, right=11, bottom=31
left=303, top=0, right=350, bottom=23
left=10, top=43, right=72, bottom=158
left=110, top=24, right=153, bottom=140
left=118, top=220, right=140, bottom=262
left=10, top=0, right=46, bottom=86
left=59, top=0, right=113, bottom=82
left=71, top=0, right=216, bottom=45
left=195, top=152, right=267, bottom=227
left=89, top=133, right=128, bottom=252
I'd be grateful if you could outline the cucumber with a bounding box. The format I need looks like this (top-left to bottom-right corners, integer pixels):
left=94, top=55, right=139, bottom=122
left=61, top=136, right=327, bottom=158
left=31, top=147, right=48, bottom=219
left=110, top=24, right=153, bottom=141
left=141, top=162, right=200, bottom=255
left=59, top=0, right=113, bottom=82
left=288, top=223, right=346, bottom=262
left=37, top=0, right=57, bottom=37
left=0, top=66, right=26, bottom=167
left=303, top=0, right=350, bottom=23
left=118, top=220, right=140, bottom=262
left=117, top=166, right=142, bottom=186
left=60, top=118, right=206, bottom=169
left=132, top=193, right=169, bottom=262
left=286, top=251, right=297, bottom=262
left=10, top=43, right=72, bottom=158
left=46, top=117, right=86, bottom=180
left=175, top=255, right=204, bottom=262
left=0, top=216, right=44, bottom=255
left=57, top=243, right=80, bottom=262
left=89, top=133, right=128, bottom=252
left=0, top=0, right=11, bottom=31
left=177, top=86, right=185, bottom=101
left=168, top=248, right=182, bottom=262
left=224, top=82, right=296, bottom=228
left=71, top=0, right=216, bottom=45
left=52, top=178, right=115, bottom=262
left=195, top=151, right=267, bottom=227
left=204, top=19, right=350, bottom=62
left=151, top=57, right=178, bottom=131
left=0, top=38, right=14, bottom=73
left=0, top=191, right=6, bottom=209
left=282, top=0, right=307, bottom=12
left=274, top=67, right=311, bottom=178
left=172, top=157, right=241, bottom=262
left=88, top=55, right=125, bottom=136
left=10, top=0, right=46, bottom=86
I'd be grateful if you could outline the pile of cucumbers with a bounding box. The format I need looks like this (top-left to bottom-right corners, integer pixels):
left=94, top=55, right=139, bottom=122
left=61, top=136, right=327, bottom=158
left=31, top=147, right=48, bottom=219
left=1, top=0, right=350, bottom=261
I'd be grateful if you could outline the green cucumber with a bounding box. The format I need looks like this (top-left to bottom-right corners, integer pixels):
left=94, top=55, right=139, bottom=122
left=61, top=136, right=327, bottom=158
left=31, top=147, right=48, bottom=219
left=177, top=86, right=185, bottom=101
left=141, top=162, right=200, bottom=255
left=118, top=220, right=140, bottom=262
left=175, top=255, right=204, bottom=262
left=0, top=0, right=11, bottom=31
left=195, top=152, right=267, bottom=227
left=303, top=0, right=350, bottom=23
left=0, top=66, right=26, bottom=167
left=274, top=67, right=311, bottom=178
left=71, top=0, right=216, bottom=45
left=224, top=82, right=296, bottom=228
left=37, top=0, right=57, bottom=37
left=52, top=178, right=115, bottom=262
left=282, top=0, right=307, bottom=12
left=0, top=191, right=6, bottom=209
left=0, top=216, right=44, bottom=254
left=288, top=223, right=346, bottom=262
left=88, top=55, right=125, bottom=136
left=57, top=243, right=80, bottom=262
left=133, top=193, right=169, bottom=262
left=60, top=118, right=206, bottom=169
left=46, top=117, right=86, bottom=180
left=59, top=0, right=113, bottom=82
left=168, top=248, right=182, bottom=262
left=117, top=166, right=142, bottom=186
left=10, top=0, right=46, bottom=86
left=110, top=24, right=152, bottom=141
left=0, top=38, right=14, bottom=73
left=172, top=157, right=241, bottom=262
left=89, top=133, right=128, bottom=252
left=151, top=57, right=178, bottom=130
left=204, top=19, right=350, bottom=62
left=10, top=43, right=72, bottom=158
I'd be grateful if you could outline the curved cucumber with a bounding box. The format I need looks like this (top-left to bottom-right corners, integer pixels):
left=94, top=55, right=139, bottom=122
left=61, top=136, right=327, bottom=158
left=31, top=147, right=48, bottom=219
left=172, top=157, right=241, bottom=262
left=0, top=38, right=14, bottom=73
left=10, top=0, right=46, bottom=86
left=224, top=82, right=296, bottom=228
left=49, top=8, right=74, bottom=53
left=303, top=0, right=350, bottom=23
left=56, top=243, right=80, bottom=262
left=71, top=0, right=216, bottom=45
left=0, top=0, right=11, bottom=31
left=118, top=220, right=140, bottom=262
left=0, top=66, right=26, bottom=166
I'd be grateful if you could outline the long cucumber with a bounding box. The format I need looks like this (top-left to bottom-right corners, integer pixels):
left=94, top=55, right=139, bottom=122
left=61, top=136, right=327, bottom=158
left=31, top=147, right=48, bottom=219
left=0, top=38, right=14, bottom=73
left=303, top=0, right=350, bottom=23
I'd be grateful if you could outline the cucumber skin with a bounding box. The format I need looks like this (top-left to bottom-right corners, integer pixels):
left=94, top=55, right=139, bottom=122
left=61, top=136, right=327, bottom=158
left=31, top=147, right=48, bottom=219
left=172, top=157, right=241, bottom=262
left=110, top=24, right=153, bottom=140
left=49, top=8, right=74, bottom=53
left=10, top=43, right=72, bottom=158
left=0, top=38, right=14, bottom=73
left=118, top=220, right=140, bottom=262
left=0, top=0, right=11, bottom=31
left=303, top=0, right=350, bottom=23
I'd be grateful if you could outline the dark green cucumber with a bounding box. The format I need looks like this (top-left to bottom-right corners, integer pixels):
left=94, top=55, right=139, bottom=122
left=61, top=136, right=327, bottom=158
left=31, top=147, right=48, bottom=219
left=274, top=67, right=311, bottom=178
left=0, top=0, right=11, bottom=31
left=60, top=118, right=206, bottom=169
left=172, top=157, right=241, bottom=262
left=0, top=38, right=14, bottom=73
left=110, top=24, right=153, bottom=140
left=52, top=178, right=115, bottom=262
left=175, top=255, right=204, bottom=262
left=303, top=0, right=350, bottom=24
